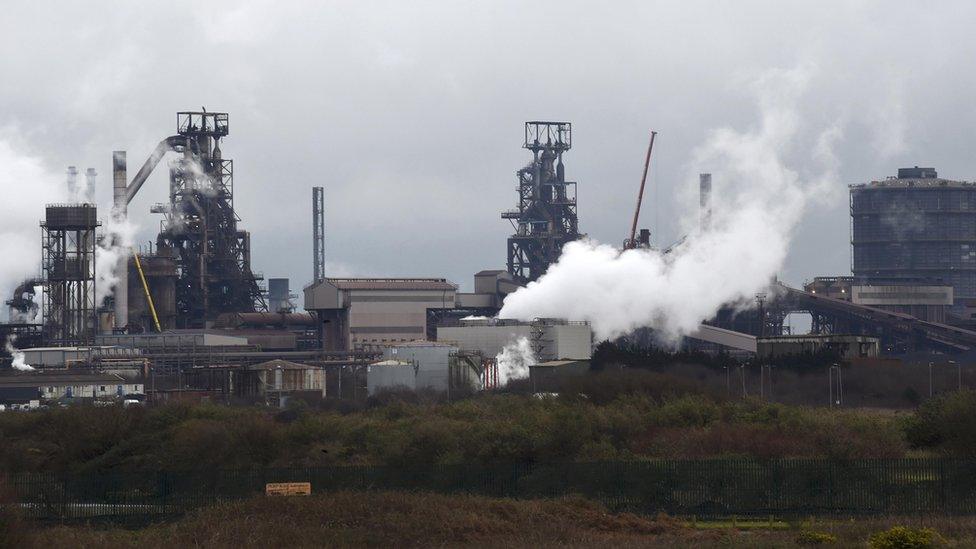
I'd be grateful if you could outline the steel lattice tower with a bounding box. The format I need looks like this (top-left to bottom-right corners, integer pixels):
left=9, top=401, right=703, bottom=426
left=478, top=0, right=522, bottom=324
left=42, top=204, right=98, bottom=345
left=502, top=121, right=580, bottom=284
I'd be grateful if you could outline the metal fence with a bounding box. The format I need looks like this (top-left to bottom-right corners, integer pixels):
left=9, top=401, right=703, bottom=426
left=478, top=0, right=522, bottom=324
left=8, top=459, right=976, bottom=523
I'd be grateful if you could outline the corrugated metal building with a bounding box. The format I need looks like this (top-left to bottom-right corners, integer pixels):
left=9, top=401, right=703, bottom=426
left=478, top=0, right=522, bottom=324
left=851, top=167, right=976, bottom=308
left=304, top=278, right=457, bottom=350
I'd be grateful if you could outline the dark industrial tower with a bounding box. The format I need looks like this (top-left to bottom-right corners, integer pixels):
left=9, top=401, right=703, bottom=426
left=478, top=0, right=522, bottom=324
left=851, top=167, right=976, bottom=308
left=42, top=204, right=98, bottom=345
left=502, top=121, right=580, bottom=284
left=154, top=111, right=265, bottom=328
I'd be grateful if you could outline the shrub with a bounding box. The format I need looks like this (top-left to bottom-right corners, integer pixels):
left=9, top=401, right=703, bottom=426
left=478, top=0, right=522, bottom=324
left=904, top=390, right=976, bottom=457
left=795, top=530, right=837, bottom=545
left=868, top=526, right=942, bottom=549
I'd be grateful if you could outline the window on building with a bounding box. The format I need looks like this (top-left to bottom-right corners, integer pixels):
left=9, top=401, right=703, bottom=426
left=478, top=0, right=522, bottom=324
left=100, top=386, right=105, bottom=392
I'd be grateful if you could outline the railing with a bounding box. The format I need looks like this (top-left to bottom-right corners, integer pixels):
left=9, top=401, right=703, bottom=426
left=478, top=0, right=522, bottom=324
left=8, top=459, right=976, bottom=523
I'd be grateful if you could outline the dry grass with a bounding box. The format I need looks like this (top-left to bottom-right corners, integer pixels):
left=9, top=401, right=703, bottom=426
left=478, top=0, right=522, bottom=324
left=20, top=491, right=976, bottom=548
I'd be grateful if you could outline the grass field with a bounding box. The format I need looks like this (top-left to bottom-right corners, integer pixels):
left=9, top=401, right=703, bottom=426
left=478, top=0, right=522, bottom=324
left=6, top=490, right=975, bottom=548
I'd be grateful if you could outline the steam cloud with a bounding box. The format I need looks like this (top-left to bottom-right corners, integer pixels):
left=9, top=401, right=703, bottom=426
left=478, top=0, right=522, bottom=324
left=499, top=67, right=838, bottom=341
left=495, top=336, right=535, bottom=385
left=5, top=335, right=35, bottom=371
left=96, top=212, right=136, bottom=306
left=0, top=136, right=67, bottom=321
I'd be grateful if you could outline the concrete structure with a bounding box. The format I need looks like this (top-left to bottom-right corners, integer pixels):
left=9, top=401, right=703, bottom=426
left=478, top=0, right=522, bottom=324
left=437, top=318, right=592, bottom=361
left=0, top=372, right=142, bottom=402
left=304, top=278, right=458, bottom=350
left=757, top=335, right=880, bottom=361
left=851, top=168, right=976, bottom=308
left=455, top=270, right=521, bottom=309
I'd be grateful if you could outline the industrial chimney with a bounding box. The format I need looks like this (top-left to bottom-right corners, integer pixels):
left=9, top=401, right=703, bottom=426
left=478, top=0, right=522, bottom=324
left=699, top=173, right=712, bottom=231
left=112, top=151, right=128, bottom=329
left=66, top=166, right=78, bottom=202
left=84, top=168, right=97, bottom=203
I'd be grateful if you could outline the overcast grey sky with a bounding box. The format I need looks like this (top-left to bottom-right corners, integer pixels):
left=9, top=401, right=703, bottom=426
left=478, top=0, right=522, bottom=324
left=2, top=1, right=975, bottom=296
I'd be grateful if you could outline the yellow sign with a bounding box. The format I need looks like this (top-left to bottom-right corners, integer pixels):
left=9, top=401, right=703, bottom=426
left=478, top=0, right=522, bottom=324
left=265, top=482, right=312, bottom=496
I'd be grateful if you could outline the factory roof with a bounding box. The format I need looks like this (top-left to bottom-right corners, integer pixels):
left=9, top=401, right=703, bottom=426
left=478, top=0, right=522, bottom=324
left=248, top=359, right=317, bottom=371
left=850, top=178, right=975, bottom=190
left=0, top=372, right=125, bottom=388
left=475, top=269, right=508, bottom=276
left=326, top=278, right=457, bottom=291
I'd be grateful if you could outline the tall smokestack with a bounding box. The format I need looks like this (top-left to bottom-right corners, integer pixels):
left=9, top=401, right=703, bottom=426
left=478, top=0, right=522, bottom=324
left=84, top=168, right=97, bottom=203
left=112, top=151, right=128, bottom=329
left=699, top=173, right=712, bottom=231
left=312, top=186, right=325, bottom=281
left=66, top=166, right=78, bottom=202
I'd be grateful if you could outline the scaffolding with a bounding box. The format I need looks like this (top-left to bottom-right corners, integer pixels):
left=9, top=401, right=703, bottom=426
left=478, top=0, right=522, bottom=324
left=42, top=204, right=98, bottom=345
left=503, top=121, right=581, bottom=284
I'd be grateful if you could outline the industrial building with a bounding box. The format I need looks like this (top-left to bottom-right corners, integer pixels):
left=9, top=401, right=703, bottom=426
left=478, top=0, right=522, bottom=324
left=851, top=167, right=976, bottom=310
left=757, top=335, right=880, bottom=362
left=0, top=372, right=142, bottom=404
left=366, top=341, right=483, bottom=396
left=437, top=317, right=592, bottom=362
left=804, top=276, right=954, bottom=323
left=304, top=278, right=459, bottom=350
left=186, top=359, right=325, bottom=406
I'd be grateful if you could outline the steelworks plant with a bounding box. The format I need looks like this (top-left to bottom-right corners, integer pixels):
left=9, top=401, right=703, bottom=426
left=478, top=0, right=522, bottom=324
left=5, top=111, right=976, bottom=408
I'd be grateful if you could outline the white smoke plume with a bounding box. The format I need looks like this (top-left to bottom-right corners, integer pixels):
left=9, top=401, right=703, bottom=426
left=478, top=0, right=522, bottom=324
left=495, top=336, right=535, bottom=385
left=0, top=134, right=68, bottom=321
left=95, top=212, right=136, bottom=306
left=5, top=335, right=35, bottom=371
left=499, top=67, right=839, bottom=341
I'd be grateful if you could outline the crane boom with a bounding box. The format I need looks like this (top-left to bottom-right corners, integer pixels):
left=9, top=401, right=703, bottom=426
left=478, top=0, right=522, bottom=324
left=626, top=130, right=657, bottom=249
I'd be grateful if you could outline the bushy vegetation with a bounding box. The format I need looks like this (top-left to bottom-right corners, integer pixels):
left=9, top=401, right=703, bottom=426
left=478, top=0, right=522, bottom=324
left=904, top=389, right=976, bottom=457
left=0, top=371, right=914, bottom=474
left=868, top=526, right=943, bottom=549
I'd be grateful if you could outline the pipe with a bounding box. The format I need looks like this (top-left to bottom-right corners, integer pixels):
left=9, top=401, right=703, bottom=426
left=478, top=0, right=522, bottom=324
left=112, top=151, right=128, bottom=329
left=125, top=136, right=186, bottom=205
left=132, top=251, right=162, bottom=333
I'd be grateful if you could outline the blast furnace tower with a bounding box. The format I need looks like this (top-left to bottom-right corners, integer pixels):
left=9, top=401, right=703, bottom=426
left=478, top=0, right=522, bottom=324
left=154, top=111, right=265, bottom=328
left=502, top=121, right=581, bottom=284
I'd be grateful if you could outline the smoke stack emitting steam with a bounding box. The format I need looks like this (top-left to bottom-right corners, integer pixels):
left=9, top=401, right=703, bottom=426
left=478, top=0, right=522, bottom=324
left=499, top=67, right=838, bottom=342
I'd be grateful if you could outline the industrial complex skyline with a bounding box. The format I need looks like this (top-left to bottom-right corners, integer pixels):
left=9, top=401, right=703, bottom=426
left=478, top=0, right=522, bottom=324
left=3, top=1, right=976, bottom=298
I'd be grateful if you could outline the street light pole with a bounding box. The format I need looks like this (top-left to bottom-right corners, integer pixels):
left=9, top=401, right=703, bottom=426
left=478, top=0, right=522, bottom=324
left=929, top=361, right=934, bottom=398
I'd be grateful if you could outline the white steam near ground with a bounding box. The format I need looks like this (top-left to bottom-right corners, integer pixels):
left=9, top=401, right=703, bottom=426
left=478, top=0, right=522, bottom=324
left=5, top=335, right=34, bottom=371
left=495, top=336, right=536, bottom=385
left=499, top=67, right=840, bottom=342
